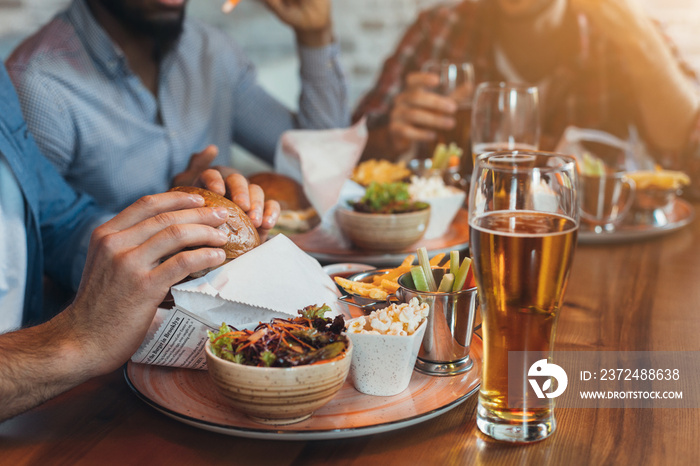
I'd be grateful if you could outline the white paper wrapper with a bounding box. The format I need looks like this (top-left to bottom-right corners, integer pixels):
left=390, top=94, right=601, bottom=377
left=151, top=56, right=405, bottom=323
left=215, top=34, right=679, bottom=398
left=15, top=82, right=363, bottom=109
left=131, top=235, right=342, bottom=369
left=171, top=235, right=341, bottom=326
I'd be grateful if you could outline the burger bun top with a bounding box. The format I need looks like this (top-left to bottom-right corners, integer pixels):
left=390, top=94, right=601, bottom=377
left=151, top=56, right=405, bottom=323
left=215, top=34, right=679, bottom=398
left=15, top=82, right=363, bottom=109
left=247, top=172, right=312, bottom=212
left=169, top=186, right=260, bottom=277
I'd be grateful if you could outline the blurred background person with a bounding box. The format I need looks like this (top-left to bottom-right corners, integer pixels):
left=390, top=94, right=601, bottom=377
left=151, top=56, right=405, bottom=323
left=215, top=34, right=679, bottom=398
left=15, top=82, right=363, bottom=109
left=0, top=56, right=278, bottom=328
left=7, top=0, right=348, bottom=212
left=353, top=0, right=700, bottom=193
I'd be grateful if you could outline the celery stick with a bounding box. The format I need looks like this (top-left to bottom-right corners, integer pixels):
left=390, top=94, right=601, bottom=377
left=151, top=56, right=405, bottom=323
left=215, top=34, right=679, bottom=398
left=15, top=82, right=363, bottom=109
left=453, top=257, right=472, bottom=291
left=438, top=273, right=455, bottom=293
left=431, top=143, right=448, bottom=170
left=417, top=247, right=437, bottom=292
left=411, top=266, right=430, bottom=292
left=450, top=251, right=460, bottom=276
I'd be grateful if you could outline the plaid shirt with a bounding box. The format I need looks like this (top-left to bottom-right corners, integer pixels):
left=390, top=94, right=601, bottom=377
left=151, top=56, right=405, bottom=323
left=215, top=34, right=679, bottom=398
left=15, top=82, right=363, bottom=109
left=354, top=0, right=700, bottom=193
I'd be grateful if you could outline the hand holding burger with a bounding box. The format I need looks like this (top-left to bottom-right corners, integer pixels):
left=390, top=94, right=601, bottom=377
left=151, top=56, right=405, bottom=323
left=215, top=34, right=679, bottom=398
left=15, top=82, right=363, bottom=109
left=169, top=186, right=261, bottom=277
left=179, top=170, right=281, bottom=241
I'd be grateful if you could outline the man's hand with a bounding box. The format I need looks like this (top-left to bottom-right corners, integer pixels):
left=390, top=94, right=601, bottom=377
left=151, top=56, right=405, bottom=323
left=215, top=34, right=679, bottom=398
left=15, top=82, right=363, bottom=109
left=63, top=191, right=230, bottom=375
left=0, top=192, right=232, bottom=421
left=388, top=72, right=458, bottom=155
left=222, top=173, right=280, bottom=241
left=171, top=145, right=237, bottom=189
left=172, top=147, right=279, bottom=238
left=262, top=0, right=333, bottom=47
left=193, top=169, right=280, bottom=241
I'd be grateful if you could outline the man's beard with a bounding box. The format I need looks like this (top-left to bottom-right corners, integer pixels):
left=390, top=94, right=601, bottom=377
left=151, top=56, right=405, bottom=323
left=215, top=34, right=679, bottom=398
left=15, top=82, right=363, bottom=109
left=97, top=0, right=185, bottom=60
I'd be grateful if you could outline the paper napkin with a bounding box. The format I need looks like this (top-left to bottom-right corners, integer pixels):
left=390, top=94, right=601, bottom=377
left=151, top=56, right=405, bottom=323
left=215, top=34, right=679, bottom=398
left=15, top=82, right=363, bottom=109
left=170, top=235, right=342, bottom=328
left=274, top=118, right=367, bottom=217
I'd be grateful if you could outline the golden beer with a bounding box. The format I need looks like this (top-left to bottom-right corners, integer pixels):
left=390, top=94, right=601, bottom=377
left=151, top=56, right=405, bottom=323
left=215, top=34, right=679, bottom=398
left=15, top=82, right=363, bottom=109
left=470, top=211, right=577, bottom=430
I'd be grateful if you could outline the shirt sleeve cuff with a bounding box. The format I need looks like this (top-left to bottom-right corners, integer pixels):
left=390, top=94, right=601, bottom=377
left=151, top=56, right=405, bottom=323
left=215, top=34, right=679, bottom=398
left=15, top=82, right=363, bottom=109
left=297, top=41, right=341, bottom=80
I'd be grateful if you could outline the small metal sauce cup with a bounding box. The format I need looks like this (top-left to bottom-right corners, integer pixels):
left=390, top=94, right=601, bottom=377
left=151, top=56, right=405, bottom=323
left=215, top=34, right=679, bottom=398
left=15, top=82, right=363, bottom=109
left=397, top=269, right=477, bottom=376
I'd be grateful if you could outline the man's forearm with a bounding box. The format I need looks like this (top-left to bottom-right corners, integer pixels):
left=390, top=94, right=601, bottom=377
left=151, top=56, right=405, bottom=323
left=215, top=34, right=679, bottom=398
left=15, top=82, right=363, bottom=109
left=296, top=42, right=350, bottom=129
left=0, top=315, right=89, bottom=422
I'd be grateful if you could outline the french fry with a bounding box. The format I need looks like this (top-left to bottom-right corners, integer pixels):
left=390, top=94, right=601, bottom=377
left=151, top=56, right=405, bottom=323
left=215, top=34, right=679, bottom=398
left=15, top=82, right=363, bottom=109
left=334, top=276, right=371, bottom=292
left=382, top=266, right=411, bottom=282
left=380, top=279, right=401, bottom=293
left=333, top=276, right=354, bottom=290
left=368, top=287, right=389, bottom=300
left=334, top=252, right=423, bottom=299
left=401, top=255, right=416, bottom=267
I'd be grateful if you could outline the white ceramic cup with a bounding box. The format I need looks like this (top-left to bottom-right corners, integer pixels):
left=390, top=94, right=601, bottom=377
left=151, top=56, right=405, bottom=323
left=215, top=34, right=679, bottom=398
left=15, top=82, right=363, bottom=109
left=345, top=319, right=427, bottom=397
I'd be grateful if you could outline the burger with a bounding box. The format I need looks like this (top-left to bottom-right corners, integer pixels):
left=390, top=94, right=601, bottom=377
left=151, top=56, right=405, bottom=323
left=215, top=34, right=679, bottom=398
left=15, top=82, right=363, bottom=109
left=247, top=172, right=320, bottom=234
left=169, top=186, right=260, bottom=277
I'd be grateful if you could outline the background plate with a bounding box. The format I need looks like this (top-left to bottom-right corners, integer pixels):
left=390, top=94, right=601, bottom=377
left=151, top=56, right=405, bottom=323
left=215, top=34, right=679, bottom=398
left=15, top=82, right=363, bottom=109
left=124, top=337, right=482, bottom=441
left=579, top=199, right=694, bottom=244
left=289, top=209, right=470, bottom=266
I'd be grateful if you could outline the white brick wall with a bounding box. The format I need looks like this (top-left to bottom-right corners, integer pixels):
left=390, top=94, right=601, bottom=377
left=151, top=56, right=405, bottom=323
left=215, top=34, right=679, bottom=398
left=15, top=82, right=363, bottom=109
left=0, top=0, right=68, bottom=35
left=2, top=0, right=700, bottom=106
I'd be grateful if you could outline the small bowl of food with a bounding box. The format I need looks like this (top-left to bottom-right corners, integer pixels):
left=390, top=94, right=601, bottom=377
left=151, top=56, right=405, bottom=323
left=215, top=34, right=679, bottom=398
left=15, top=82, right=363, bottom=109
left=625, top=170, right=690, bottom=211
left=345, top=298, right=429, bottom=396
left=336, top=182, right=430, bottom=251
left=625, top=170, right=690, bottom=226
left=408, top=174, right=466, bottom=239
left=204, top=305, right=352, bottom=425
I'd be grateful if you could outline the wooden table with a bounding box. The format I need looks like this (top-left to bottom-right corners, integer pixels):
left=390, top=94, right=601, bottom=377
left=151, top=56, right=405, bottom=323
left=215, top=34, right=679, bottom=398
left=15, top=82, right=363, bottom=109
left=2, top=204, right=699, bottom=465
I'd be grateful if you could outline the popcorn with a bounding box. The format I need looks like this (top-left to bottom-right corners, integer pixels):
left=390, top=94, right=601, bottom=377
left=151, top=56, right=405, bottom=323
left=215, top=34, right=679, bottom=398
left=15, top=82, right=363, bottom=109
left=346, top=298, right=429, bottom=336
left=408, top=175, right=455, bottom=199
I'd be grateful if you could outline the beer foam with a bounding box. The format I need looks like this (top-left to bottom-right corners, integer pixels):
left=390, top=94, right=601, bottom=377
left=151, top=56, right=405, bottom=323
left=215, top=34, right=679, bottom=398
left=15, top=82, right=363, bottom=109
left=470, top=210, right=577, bottom=237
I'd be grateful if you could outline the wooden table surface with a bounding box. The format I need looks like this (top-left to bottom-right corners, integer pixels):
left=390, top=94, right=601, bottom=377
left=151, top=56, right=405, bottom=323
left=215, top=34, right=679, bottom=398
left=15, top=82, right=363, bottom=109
left=2, top=203, right=700, bottom=465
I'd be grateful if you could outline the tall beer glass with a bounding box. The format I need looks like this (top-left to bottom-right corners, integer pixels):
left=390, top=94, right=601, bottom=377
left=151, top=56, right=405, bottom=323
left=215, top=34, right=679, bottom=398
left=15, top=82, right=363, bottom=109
left=422, top=60, right=475, bottom=157
left=469, top=151, right=579, bottom=442
left=471, top=82, right=540, bottom=163
left=416, top=60, right=475, bottom=186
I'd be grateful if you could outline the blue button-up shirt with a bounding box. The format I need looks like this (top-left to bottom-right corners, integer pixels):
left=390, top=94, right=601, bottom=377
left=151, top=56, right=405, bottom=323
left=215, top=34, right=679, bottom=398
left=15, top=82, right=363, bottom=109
left=0, top=62, right=110, bottom=326
left=7, top=0, right=349, bottom=211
